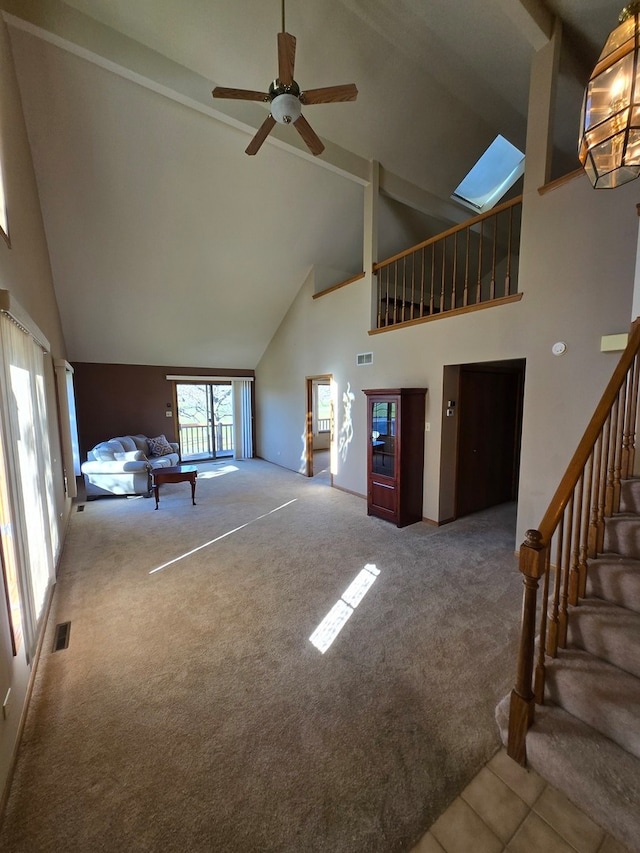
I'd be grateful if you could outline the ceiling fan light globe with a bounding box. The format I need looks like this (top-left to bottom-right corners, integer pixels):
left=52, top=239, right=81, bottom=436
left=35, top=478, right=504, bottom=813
left=271, top=93, right=302, bottom=125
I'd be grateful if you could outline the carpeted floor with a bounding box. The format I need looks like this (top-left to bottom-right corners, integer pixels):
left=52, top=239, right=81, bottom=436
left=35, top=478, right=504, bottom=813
left=0, top=458, right=523, bottom=852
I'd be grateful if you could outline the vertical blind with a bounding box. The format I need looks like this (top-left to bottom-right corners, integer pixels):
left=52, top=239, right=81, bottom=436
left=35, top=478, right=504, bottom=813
left=0, top=308, right=56, bottom=659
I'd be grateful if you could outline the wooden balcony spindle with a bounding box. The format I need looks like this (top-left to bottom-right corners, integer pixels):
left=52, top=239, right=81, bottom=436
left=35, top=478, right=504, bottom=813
left=505, top=206, right=513, bottom=296
left=507, top=529, right=546, bottom=766
left=476, top=220, right=483, bottom=303
left=464, top=228, right=470, bottom=307
left=419, top=247, right=425, bottom=317
left=440, top=240, right=446, bottom=311
left=392, top=261, right=398, bottom=325
left=490, top=216, right=497, bottom=300
left=452, top=232, right=458, bottom=309
left=410, top=251, right=416, bottom=320
left=400, top=256, right=406, bottom=322
left=429, top=244, right=435, bottom=314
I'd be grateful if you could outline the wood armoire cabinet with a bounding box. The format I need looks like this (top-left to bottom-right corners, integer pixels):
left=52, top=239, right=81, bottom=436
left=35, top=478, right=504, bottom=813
left=363, top=388, right=427, bottom=527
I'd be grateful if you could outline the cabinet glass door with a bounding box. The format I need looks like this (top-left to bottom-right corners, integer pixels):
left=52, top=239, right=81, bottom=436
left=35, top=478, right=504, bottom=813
left=371, top=400, right=396, bottom=476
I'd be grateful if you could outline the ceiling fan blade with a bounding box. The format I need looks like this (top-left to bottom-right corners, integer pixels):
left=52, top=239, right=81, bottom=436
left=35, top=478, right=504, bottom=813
left=277, top=32, right=296, bottom=86
left=212, top=87, right=269, bottom=102
left=245, top=114, right=276, bottom=155
left=293, top=114, right=324, bottom=156
left=300, top=84, right=358, bottom=105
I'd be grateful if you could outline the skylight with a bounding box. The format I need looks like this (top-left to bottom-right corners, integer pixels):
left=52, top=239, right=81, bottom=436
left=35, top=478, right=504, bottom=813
left=452, top=135, right=525, bottom=214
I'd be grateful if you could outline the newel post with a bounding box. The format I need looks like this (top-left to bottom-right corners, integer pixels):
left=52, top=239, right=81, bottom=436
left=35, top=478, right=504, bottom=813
left=507, top=529, right=546, bottom=765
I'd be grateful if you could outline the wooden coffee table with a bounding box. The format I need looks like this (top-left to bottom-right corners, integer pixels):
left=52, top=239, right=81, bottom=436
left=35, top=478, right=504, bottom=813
left=151, top=464, right=198, bottom=510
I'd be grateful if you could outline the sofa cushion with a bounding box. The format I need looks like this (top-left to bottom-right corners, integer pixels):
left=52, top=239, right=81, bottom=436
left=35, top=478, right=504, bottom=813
left=131, top=435, right=150, bottom=454
left=94, top=440, right=125, bottom=461
left=115, top=436, right=138, bottom=453
left=148, top=454, right=179, bottom=469
left=147, top=434, right=174, bottom=457
left=114, top=450, right=147, bottom=462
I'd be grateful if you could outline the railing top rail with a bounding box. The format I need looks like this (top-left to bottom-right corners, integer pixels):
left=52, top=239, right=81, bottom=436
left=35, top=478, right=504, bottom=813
left=373, top=195, right=522, bottom=272
left=538, top=318, right=640, bottom=541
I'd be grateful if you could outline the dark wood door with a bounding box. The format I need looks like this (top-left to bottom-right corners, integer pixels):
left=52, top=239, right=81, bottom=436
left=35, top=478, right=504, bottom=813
left=456, top=367, right=523, bottom=517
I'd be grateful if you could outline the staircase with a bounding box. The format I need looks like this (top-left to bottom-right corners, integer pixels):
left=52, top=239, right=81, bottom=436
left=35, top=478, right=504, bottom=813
left=496, top=321, right=640, bottom=853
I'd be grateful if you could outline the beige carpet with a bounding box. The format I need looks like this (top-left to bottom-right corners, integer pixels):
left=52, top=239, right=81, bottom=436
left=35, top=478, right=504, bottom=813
left=0, top=458, right=522, bottom=852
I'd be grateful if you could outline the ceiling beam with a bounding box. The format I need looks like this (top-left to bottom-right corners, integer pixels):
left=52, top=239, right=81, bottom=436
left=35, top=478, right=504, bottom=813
left=1, top=0, right=370, bottom=186
left=493, top=0, right=554, bottom=50
left=379, top=168, right=469, bottom=228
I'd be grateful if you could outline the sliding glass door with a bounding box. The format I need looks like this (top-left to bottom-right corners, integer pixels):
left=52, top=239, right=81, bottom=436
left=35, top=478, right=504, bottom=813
left=176, top=383, right=234, bottom=461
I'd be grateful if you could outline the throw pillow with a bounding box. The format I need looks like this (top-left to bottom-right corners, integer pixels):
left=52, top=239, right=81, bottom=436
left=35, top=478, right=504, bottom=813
left=147, top=434, right=174, bottom=457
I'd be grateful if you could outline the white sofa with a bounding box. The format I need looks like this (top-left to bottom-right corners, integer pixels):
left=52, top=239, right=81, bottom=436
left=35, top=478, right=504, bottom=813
left=81, top=434, right=180, bottom=498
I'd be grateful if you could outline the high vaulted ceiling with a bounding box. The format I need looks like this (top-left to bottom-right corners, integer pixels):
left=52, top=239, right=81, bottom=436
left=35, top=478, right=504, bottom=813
left=2, top=0, right=625, bottom=368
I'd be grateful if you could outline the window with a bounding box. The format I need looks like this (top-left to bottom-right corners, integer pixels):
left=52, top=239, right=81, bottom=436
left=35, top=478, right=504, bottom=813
left=316, top=383, right=331, bottom=433
left=0, top=161, right=8, bottom=246
left=452, top=135, right=525, bottom=214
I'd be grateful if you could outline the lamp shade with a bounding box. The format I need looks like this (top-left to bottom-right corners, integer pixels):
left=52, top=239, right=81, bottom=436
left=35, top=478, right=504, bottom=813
left=579, top=3, right=640, bottom=188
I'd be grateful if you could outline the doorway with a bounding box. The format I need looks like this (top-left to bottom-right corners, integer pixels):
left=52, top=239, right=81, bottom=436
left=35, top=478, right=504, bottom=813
left=305, top=376, right=332, bottom=479
left=444, top=359, right=525, bottom=519
left=175, top=382, right=234, bottom=461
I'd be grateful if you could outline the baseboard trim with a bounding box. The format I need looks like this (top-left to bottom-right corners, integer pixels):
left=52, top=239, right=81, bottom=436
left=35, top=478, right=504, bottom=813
left=0, top=580, right=56, bottom=826
left=331, top=483, right=366, bottom=501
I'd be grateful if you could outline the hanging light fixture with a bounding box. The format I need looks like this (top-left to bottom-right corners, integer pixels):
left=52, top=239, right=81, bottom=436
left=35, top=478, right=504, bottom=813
left=579, top=3, right=640, bottom=188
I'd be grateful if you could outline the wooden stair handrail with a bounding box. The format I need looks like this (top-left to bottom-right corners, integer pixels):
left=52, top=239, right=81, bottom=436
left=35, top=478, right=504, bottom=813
left=508, top=316, right=640, bottom=766
left=538, top=318, right=640, bottom=541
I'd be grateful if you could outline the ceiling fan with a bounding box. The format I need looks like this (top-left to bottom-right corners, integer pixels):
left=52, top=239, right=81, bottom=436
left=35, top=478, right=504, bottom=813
left=212, top=1, right=357, bottom=156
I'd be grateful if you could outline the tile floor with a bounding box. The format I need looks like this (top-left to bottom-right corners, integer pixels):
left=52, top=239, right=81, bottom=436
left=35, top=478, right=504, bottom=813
left=410, top=749, right=632, bottom=853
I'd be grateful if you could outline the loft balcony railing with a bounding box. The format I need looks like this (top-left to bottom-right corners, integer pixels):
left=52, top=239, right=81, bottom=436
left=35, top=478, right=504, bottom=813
left=372, top=196, right=522, bottom=329
left=179, top=423, right=234, bottom=458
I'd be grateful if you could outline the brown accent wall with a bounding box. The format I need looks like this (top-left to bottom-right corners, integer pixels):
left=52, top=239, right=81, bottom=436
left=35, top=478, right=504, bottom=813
left=72, top=363, right=255, bottom=459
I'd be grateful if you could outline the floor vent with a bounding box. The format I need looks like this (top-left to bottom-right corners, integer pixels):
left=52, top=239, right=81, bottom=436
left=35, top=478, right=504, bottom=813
left=356, top=352, right=373, bottom=366
left=77, top=505, right=85, bottom=512
left=53, top=622, right=71, bottom=652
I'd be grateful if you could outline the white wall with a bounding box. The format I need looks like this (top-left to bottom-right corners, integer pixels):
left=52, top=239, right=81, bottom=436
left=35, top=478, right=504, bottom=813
left=255, top=173, right=637, bottom=544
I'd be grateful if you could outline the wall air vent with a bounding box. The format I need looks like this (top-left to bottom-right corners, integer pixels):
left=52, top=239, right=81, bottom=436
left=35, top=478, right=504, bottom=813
left=53, top=622, right=71, bottom=652
left=356, top=352, right=373, bottom=366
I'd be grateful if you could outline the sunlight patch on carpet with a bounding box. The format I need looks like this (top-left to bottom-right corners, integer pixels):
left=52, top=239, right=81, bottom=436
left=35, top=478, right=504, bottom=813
left=149, top=499, right=298, bottom=574
left=197, top=464, right=238, bottom=479
left=309, top=563, right=379, bottom=653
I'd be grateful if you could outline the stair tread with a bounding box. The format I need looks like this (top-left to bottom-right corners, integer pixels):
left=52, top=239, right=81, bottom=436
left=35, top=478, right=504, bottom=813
left=545, top=648, right=640, bottom=759
left=603, top=515, right=640, bottom=558
left=567, top=598, right=640, bottom=677
left=587, top=554, right=640, bottom=613
left=496, top=695, right=640, bottom=853
left=620, top=477, right=640, bottom=515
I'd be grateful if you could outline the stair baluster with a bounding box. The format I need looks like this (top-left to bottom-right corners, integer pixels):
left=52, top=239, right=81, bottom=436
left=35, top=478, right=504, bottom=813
left=507, top=318, right=640, bottom=769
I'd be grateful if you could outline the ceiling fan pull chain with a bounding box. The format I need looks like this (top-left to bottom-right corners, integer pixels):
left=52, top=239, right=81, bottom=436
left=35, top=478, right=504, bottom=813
left=281, top=0, right=285, bottom=33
